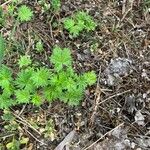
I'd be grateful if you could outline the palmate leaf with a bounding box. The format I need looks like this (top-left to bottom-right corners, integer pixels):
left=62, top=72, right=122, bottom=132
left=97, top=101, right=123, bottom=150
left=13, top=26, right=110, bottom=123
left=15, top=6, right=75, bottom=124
left=43, top=86, right=59, bottom=102
left=50, top=71, right=67, bottom=87
left=60, top=88, right=84, bottom=106
left=64, top=18, right=75, bottom=30
left=51, top=0, right=61, bottom=11
left=65, top=77, right=77, bottom=92
left=63, top=11, right=96, bottom=37
left=15, top=89, right=31, bottom=103
left=0, top=65, right=13, bottom=89
left=15, top=67, right=35, bottom=91
left=82, top=71, right=97, bottom=86
left=0, top=95, right=14, bottom=109
left=18, top=5, right=33, bottom=22
left=76, top=11, right=96, bottom=31
left=50, top=46, right=72, bottom=71
left=31, top=67, right=50, bottom=87
left=0, top=35, right=5, bottom=65
left=18, top=55, right=32, bottom=68
left=31, top=93, right=43, bottom=106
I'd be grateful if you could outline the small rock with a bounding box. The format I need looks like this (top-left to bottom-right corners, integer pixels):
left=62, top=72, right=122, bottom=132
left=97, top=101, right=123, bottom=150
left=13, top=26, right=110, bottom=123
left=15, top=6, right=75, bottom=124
left=134, top=111, right=145, bottom=126
left=104, top=57, right=132, bottom=86
left=105, top=57, right=132, bottom=76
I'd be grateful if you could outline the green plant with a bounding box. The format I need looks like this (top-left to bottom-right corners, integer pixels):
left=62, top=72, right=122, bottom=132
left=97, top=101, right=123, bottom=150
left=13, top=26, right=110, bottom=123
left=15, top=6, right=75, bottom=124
left=18, top=5, right=33, bottom=22
left=0, top=65, right=14, bottom=109
left=90, top=42, right=99, bottom=52
left=35, top=40, right=44, bottom=52
left=63, top=11, right=96, bottom=37
left=0, top=46, right=96, bottom=109
left=44, top=119, right=56, bottom=140
left=38, top=0, right=51, bottom=12
left=51, top=0, right=61, bottom=12
left=6, top=137, right=29, bottom=150
left=18, top=55, right=32, bottom=68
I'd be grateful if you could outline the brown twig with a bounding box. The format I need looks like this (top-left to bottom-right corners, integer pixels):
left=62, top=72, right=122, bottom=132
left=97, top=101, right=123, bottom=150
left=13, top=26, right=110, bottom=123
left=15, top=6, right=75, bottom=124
left=25, top=129, right=47, bottom=146
left=98, top=89, right=131, bottom=105
left=89, top=68, right=101, bottom=126
left=12, top=111, right=41, bottom=135
left=1, top=0, right=12, bottom=7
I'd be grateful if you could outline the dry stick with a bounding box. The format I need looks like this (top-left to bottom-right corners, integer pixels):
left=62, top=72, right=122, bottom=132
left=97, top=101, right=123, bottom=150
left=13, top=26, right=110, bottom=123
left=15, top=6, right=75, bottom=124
left=89, top=69, right=101, bottom=125
left=18, top=105, right=27, bottom=116
left=98, top=89, right=131, bottom=105
left=0, top=133, right=14, bottom=139
left=1, top=0, right=12, bottom=7
left=122, top=0, right=127, bottom=14
left=49, top=15, right=55, bottom=43
left=83, top=123, right=124, bottom=150
left=117, top=0, right=134, bottom=27
left=25, top=129, right=47, bottom=146
left=12, top=111, right=41, bottom=136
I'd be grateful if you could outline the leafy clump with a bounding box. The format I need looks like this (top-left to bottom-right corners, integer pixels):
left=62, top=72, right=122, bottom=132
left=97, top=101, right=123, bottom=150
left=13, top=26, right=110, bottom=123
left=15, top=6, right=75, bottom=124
left=50, top=46, right=72, bottom=71
left=63, top=11, right=96, bottom=37
left=35, top=40, right=44, bottom=52
left=18, top=5, right=33, bottom=22
left=18, top=55, right=32, bottom=68
left=0, top=46, right=96, bottom=109
left=51, top=0, right=61, bottom=12
left=0, top=65, right=14, bottom=109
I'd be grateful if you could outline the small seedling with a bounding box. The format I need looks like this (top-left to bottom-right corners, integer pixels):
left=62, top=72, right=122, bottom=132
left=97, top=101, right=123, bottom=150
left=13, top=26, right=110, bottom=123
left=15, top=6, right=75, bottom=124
left=51, top=0, right=61, bottom=12
left=63, top=11, right=96, bottom=37
left=44, top=119, right=56, bottom=140
left=35, top=40, right=44, bottom=52
left=90, top=42, right=99, bottom=52
left=18, top=5, right=33, bottom=22
left=6, top=137, right=29, bottom=150
left=18, top=55, right=32, bottom=68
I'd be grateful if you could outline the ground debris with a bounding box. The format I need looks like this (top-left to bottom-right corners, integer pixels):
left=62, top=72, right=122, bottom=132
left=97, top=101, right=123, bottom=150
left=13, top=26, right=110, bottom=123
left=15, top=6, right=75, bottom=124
left=104, top=57, right=132, bottom=86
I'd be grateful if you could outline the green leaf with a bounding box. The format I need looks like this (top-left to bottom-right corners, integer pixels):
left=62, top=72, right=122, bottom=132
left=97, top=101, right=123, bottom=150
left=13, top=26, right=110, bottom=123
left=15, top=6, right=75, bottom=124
left=63, top=11, right=96, bottom=37
left=18, top=5, right=33, bottom=22
left=31, top=67, right=50, bottom=87
left=0, top=35, right=5, bottom=64
left=20, top=137, right=29, bottom=144
left=18, top=55, right=32, bottom=68
left=6, top=138, right=20, bottom=150
left=66, top=77, right=77, bottom=92
left=82, top=71, right=97, bottom=86
left=35, top=40, right=44, bottom=52
left=43, top=86, right=58, bottom=102
left=15, top=67, right=35, bottom=91
left=50, top=46, right=72, bottom=71
left=51, top=0, right=61, bottom=11
left=60, top=88, right=83, bottom=106
left=64, top=18, right=75, bottom=30
left=0, top=65, right=12, bottom=89
left=31, top=93, right=43, bottom=106
left=50, top=71, right=67, bottom=87
left=76, top=11, right=87, bottom=21
left=15, top=89, right=31, bottom=103
left=2, top=111, right=14, bottom=121
left=0, top=95, right=14, bottom=109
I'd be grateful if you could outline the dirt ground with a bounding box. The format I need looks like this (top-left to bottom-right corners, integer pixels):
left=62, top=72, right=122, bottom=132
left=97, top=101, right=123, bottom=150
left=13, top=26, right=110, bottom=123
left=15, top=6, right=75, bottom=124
left=0, top=0, right=150, bottom=150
